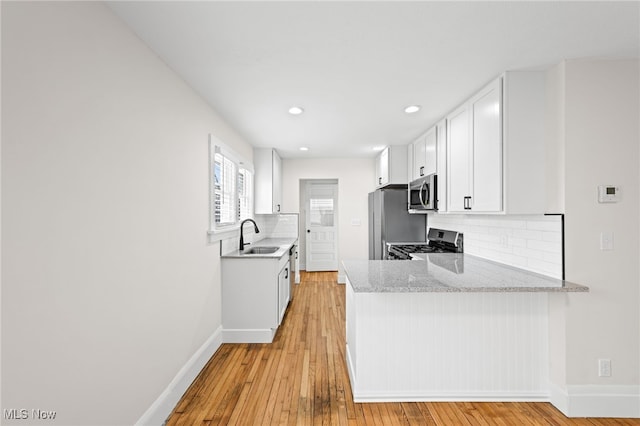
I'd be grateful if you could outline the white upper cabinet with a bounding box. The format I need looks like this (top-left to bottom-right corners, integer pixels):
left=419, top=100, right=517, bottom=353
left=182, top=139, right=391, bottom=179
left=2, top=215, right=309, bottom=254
left=411, top=134, right=425, bottom=181
left=469, top=77, right=503, bottom=212
left=254, top=148, right=283, bottom=214
left=272, top=151, right=282, bottom=212
left=435, top=119, right=447, bottom=212
left=376, top=147, right=389, bottom=187
left=446, top=71, right=546, bottom=214
left=447, top=102, right=472, bottom=212
left=411, top=127, right=437, bottom=181
left=447, top=79, right=502, bottom=213
left=375, top=145, right=408, bottom=188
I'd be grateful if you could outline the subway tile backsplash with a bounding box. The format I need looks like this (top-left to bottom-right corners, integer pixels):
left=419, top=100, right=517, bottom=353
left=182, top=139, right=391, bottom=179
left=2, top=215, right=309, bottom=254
left=219, top=213, right=299, bottom=256
left=428, top=214, right=563, bottom=279
left=254, top=213, right=299, bottom=240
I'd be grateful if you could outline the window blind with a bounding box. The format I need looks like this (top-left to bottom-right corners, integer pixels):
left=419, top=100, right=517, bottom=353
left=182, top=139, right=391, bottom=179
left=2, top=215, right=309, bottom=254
left=214, top=152, right=237, bottom=226
left=209, top=135, right=254, bottom=234
left=238, top=168, right=253, bottom=221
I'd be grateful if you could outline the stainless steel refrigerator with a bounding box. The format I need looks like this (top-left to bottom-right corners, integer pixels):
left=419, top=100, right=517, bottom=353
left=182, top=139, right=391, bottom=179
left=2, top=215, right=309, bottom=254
left=368, top=186, right=427, bottom=260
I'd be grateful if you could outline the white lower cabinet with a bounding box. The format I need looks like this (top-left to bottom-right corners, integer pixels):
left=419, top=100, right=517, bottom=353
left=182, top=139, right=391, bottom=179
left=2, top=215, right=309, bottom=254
left=277, top=261, right=290, bottom=325
left=222, top=252, right=290, bottom=343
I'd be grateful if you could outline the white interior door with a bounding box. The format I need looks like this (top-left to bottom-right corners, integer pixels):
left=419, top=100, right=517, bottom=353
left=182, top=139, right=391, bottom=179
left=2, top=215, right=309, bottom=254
left=305, top=182, right=338, bottom=271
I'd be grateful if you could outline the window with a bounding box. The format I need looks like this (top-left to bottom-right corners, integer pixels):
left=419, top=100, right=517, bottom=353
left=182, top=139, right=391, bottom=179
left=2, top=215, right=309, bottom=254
left=213, top=152, right=237, bottom=226
left=310, top=198, right=334, bottom=226
left=237, top=168, right=253, bottom=221
left=209, top=136, right=254, bottom=234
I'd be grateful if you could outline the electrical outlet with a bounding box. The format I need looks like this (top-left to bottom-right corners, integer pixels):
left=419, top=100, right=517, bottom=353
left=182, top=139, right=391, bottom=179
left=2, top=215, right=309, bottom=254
left=600, top=232, right=614, bottom=251
left=598, top=359, right=611, bottom=377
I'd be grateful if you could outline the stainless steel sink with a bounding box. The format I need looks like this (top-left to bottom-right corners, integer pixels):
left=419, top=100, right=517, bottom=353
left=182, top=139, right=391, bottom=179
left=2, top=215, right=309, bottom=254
left=242, top=246, right=280, bottom=255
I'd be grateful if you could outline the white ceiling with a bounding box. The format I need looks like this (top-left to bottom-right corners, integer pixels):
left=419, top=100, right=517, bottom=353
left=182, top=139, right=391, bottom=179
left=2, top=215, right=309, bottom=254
left=108, top=1, right=639, bottom=158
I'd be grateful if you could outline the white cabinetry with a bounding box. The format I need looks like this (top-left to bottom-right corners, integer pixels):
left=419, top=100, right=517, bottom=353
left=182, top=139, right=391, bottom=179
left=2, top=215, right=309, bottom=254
left=435, top=119, right=447, bottom=212
left=411, top=127, right=437, bottom=181
left=447, top=78, right=502, bottom=213
left=447, top=102, right=471, bottom=212
left=222, top=250, right=291, bottom=343
left=446, top=72, right=546, bottom=214
left=277, top=262, right=290, bottom=324
left=254, top=148, right=283, bottom=214
left=375, top=145, right=408, bottom=188
left=290, top=243, right=300, bottom=284
left=471, top=78, right=502, bottom=212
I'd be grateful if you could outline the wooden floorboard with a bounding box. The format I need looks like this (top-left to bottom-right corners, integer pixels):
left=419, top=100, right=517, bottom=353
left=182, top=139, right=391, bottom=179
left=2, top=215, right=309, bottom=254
left=166, top=271, right=638, bottom=425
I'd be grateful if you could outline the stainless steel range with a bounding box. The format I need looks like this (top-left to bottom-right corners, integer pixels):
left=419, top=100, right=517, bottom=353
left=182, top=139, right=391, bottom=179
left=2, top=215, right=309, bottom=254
left=386, top=228, right=463, bottom=260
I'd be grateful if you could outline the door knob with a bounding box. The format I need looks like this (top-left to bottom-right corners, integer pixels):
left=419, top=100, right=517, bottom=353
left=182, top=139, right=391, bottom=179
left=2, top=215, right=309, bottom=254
left=307, top=229, right=311, bottom=233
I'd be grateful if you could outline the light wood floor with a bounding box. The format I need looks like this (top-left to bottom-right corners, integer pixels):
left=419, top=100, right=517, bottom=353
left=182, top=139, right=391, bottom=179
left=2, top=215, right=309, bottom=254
left=166, top=271, right=638, bottom=425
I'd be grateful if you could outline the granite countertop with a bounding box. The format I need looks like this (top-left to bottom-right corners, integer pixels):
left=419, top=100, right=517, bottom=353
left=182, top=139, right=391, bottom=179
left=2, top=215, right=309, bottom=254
left=221, top=238, right=297, bottom=259
left=343, top=254, right=589, bottom=293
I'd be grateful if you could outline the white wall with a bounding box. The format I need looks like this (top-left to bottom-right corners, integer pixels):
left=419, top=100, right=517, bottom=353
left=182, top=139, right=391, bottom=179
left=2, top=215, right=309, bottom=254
left=549, top=59, right=640, bottom=417
left=281, top=158, right=375, bottom=282
left=564, top=58, right=639, bottom=383
left=545, top=62, right=566, bottom=213
left=1, top=3, right=252, bottom=425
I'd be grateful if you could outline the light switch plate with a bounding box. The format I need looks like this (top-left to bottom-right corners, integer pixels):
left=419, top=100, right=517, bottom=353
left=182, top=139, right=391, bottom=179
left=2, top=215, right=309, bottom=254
left=600, top=232, right=614, bottom=251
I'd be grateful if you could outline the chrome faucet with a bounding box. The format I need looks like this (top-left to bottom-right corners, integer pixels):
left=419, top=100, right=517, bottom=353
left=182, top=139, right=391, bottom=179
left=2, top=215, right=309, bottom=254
left=239, top=218, right=260, bottom=251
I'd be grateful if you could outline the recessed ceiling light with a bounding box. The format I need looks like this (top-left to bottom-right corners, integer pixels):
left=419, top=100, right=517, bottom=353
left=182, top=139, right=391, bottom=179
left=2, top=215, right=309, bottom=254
left=288, top=106, right=304, bottom=115
left=404, top=105, right=421, bottom=114
left=299, top=147, right=309, bottom=151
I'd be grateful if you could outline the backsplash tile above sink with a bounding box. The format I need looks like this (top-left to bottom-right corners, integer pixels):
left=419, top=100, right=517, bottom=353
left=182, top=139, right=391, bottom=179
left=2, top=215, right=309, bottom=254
left=220, top=214, right=299, bottom=256
left=255, top=213, right=299, bottom=239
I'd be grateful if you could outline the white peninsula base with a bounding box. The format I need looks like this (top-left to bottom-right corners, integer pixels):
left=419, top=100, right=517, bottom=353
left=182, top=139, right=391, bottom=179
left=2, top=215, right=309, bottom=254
left=345, top=279, right=550, bottom=402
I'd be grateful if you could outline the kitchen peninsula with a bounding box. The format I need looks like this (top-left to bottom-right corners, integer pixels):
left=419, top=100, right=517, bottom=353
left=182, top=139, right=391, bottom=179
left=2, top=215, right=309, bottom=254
left=343, top=256, right=588, bottom=403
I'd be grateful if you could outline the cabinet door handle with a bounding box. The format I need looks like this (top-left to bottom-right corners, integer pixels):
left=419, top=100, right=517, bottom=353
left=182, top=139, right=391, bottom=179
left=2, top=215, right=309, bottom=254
left=419, top=166, right=424, bottom=176
left=464, top=196, right=472, bottom=210
left=276, top=204, right=281, bottom=212
left=378, top=177, right=382, bottom=185
left=285, top=268, right=289, bottom=279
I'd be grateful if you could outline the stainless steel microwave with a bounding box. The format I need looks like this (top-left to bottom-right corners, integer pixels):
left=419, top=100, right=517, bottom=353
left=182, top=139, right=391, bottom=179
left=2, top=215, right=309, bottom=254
left=408, top=174, right=437, bottom=212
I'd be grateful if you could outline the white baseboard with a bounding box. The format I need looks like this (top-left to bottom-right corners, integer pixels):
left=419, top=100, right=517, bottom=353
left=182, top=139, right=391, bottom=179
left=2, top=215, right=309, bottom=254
left=222, top=328, right=275, bottom=343
left=346, top=344, right=356, bottom=391
left=337, top=273, right=346, bottom=284
left=351, top=392, right=549, bottom=403
left=135, top=326, right=223, bottom=426
left=550, top=383, right=640, bottom=418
